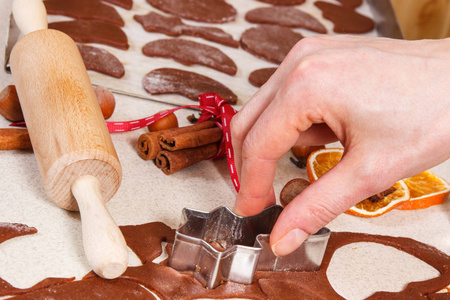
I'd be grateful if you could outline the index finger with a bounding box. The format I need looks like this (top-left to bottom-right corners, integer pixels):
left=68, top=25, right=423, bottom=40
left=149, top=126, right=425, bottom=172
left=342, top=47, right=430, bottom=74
left=234, top=82, right=318, bottom=216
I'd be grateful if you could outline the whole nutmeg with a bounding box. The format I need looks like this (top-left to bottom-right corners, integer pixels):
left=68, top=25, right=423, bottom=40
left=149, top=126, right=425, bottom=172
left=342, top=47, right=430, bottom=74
left=292, top=145, right=325, bottom=160
left=94, top=86, right=116, bottom=120
left=0, top=85, right=24, bottom=121
left=147, top=110, right=178, bottom=132
left=291, top=145, right=325, bottom=168
left=280, top=178, right=311, bottom=207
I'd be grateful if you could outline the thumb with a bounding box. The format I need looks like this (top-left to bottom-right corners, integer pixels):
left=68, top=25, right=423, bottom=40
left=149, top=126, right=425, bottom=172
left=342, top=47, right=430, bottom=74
left=270, top=152, right=387, bottom=256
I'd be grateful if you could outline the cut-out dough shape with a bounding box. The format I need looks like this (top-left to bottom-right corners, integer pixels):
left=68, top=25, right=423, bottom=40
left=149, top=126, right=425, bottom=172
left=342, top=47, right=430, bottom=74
left=44, top=0, right=124, bottom=27
left=49, top=20, right=129, bottom=50
left=246, top=6, right=327, bottom=33
left=77, top=44, right=125, bottom=78
left=146, top=0, right=237, bottom=23
left=134, top=12, right=239, bottom=48
left=142, top=39, right=237, bottom=76
left=143, top=68, right=238, bottom=104
left=240, top=25, right=304, bottom=64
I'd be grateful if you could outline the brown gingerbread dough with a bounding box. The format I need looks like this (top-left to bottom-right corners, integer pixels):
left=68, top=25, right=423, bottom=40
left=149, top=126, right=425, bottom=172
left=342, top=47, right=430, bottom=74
left=146, top=0, right=237, bottom=24
left=249, top=67, right=277, bottom=87
left=314, top=1, right=375, bottom=33
left=143, top=68, right=238, bottom=104
left=0, top=223, right=74, bottom=297
left=337, top=0, right=362, bottom=8
left=10, top=278, right=154, bottom=299
left=102, top=0, right=133, bottom=10
left=48, top=20, right=129, bottom=50
left=77, top=44, right=125, bottom=78
left=142, top=39, right=237, bottom=76
left=255, top=0, right=306, bottom=5
left=1, top=222, right=449, bottom=299
left=240, top=25, right=303, bottom=64
left=0, top=222, right=37, bottom=243
left=134, top=12, right=239, bottom=48
left=246, top=6, right=327, bottom=33
left=44, top=0, right=124, bottom=27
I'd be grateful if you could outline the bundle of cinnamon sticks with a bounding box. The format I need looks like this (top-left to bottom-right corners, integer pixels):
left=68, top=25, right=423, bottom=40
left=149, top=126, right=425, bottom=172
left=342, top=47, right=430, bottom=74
left=138, top=120, right=223, bottom=175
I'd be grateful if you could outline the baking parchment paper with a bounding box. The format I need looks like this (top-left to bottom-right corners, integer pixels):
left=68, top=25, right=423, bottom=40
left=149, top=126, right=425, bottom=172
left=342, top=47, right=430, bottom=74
left=47, top=0, right=379, bottom=108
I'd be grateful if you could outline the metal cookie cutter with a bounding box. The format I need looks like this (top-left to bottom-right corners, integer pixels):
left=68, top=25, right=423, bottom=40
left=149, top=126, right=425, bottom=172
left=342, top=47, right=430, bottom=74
left=169, top=205, right=331, bottom=289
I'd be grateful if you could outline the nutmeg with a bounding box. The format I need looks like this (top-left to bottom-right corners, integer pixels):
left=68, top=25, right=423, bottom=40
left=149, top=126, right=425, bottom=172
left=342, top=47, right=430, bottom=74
left=0, top=85, right=24, bottom=122
left=290, top=145, right=325, bottom=168
left=94, top=86, right=116, bottom=120
left=147, top=110, right=178, bottom=132
left=292, top=145, right=325, bottom=160
left=280, top=178, right=311, bottom=207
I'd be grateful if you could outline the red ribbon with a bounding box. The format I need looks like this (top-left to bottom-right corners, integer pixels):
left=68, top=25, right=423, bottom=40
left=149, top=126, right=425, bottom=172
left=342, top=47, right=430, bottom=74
left=10, top=93, right=240, bottom=192
left=195, top=93, right=240, bottom=192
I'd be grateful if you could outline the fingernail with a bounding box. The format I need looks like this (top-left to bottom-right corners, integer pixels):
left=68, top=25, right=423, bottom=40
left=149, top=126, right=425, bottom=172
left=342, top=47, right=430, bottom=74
left=232, top=206, right=246, bottom=217
left=271, top=228, right=309, bottom=257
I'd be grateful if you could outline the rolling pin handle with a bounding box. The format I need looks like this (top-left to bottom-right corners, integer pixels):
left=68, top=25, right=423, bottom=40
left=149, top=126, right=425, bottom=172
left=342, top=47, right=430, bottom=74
left=71, top=175, right=128, bottom=279
left=12, top=0, right=48, bottom=35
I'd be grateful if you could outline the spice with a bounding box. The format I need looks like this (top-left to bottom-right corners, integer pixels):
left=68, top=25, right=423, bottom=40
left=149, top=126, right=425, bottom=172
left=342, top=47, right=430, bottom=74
left=368, top=187, right=397, bottom=203
left=160, top=126, right=222, bottom=151
left=147, top=110, right=178, bottom=132
left=138, top=120, right=223, bottom=174
left=156, top=143, right=219, bottom=175
left=280, top=178, right=310, bottom=207
left=0, top=85, right=23, bottom=122
left=0, top=128, right=32, bottom=150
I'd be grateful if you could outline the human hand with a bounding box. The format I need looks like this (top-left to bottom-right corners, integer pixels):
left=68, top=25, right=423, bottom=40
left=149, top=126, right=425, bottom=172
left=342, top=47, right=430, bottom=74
left=231, top=35, right=450, bottom=256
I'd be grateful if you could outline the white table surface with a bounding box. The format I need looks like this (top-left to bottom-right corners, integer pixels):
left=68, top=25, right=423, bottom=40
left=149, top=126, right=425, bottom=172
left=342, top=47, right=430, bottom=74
left=0, top=0, right=449, bottom=299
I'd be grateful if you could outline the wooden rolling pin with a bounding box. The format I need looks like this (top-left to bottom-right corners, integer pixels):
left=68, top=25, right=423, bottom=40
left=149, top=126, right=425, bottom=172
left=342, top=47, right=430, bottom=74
left=9, top=0, right=128, bottom=279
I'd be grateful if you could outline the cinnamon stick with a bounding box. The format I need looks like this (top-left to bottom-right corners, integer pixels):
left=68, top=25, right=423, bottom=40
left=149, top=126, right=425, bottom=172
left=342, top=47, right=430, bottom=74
left=137, top=120, right=217, bottom=160
left=138, top=131, right=164, bottom=160
left=0, top=85, right=24, bottom=122
left=160, top=127, right=222, bottom=151
left=0, top=128, right=32, bottom=150
left=155, top=143, right=219, bottom=175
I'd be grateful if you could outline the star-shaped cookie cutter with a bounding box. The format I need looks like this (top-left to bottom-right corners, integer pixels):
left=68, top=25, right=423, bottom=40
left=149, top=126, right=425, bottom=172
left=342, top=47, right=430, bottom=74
left=169, top=205, right=331, bottom=289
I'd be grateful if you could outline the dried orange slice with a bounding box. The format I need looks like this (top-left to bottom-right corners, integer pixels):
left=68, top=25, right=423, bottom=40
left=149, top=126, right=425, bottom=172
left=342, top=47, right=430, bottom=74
left=346, top=180, right=410, bottom=217
left=306, top=148, right=410, bottom=217
left=306, top=147, right=343, bottom=182
left=395, top=170, right=450, bottom=210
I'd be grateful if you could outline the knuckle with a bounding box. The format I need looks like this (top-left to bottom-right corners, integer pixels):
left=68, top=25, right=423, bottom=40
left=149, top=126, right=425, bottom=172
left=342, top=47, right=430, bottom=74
left=285, top=55, right=327, bottom=90
left=283, top=37, right=327, bottom=67
left=296, top=54, right=325, bottom=78
left=301, top=201, right=338, bottom=234
left=230, top=116, right=244, bottom=142
left=292, top=36, right=325, bottom=54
